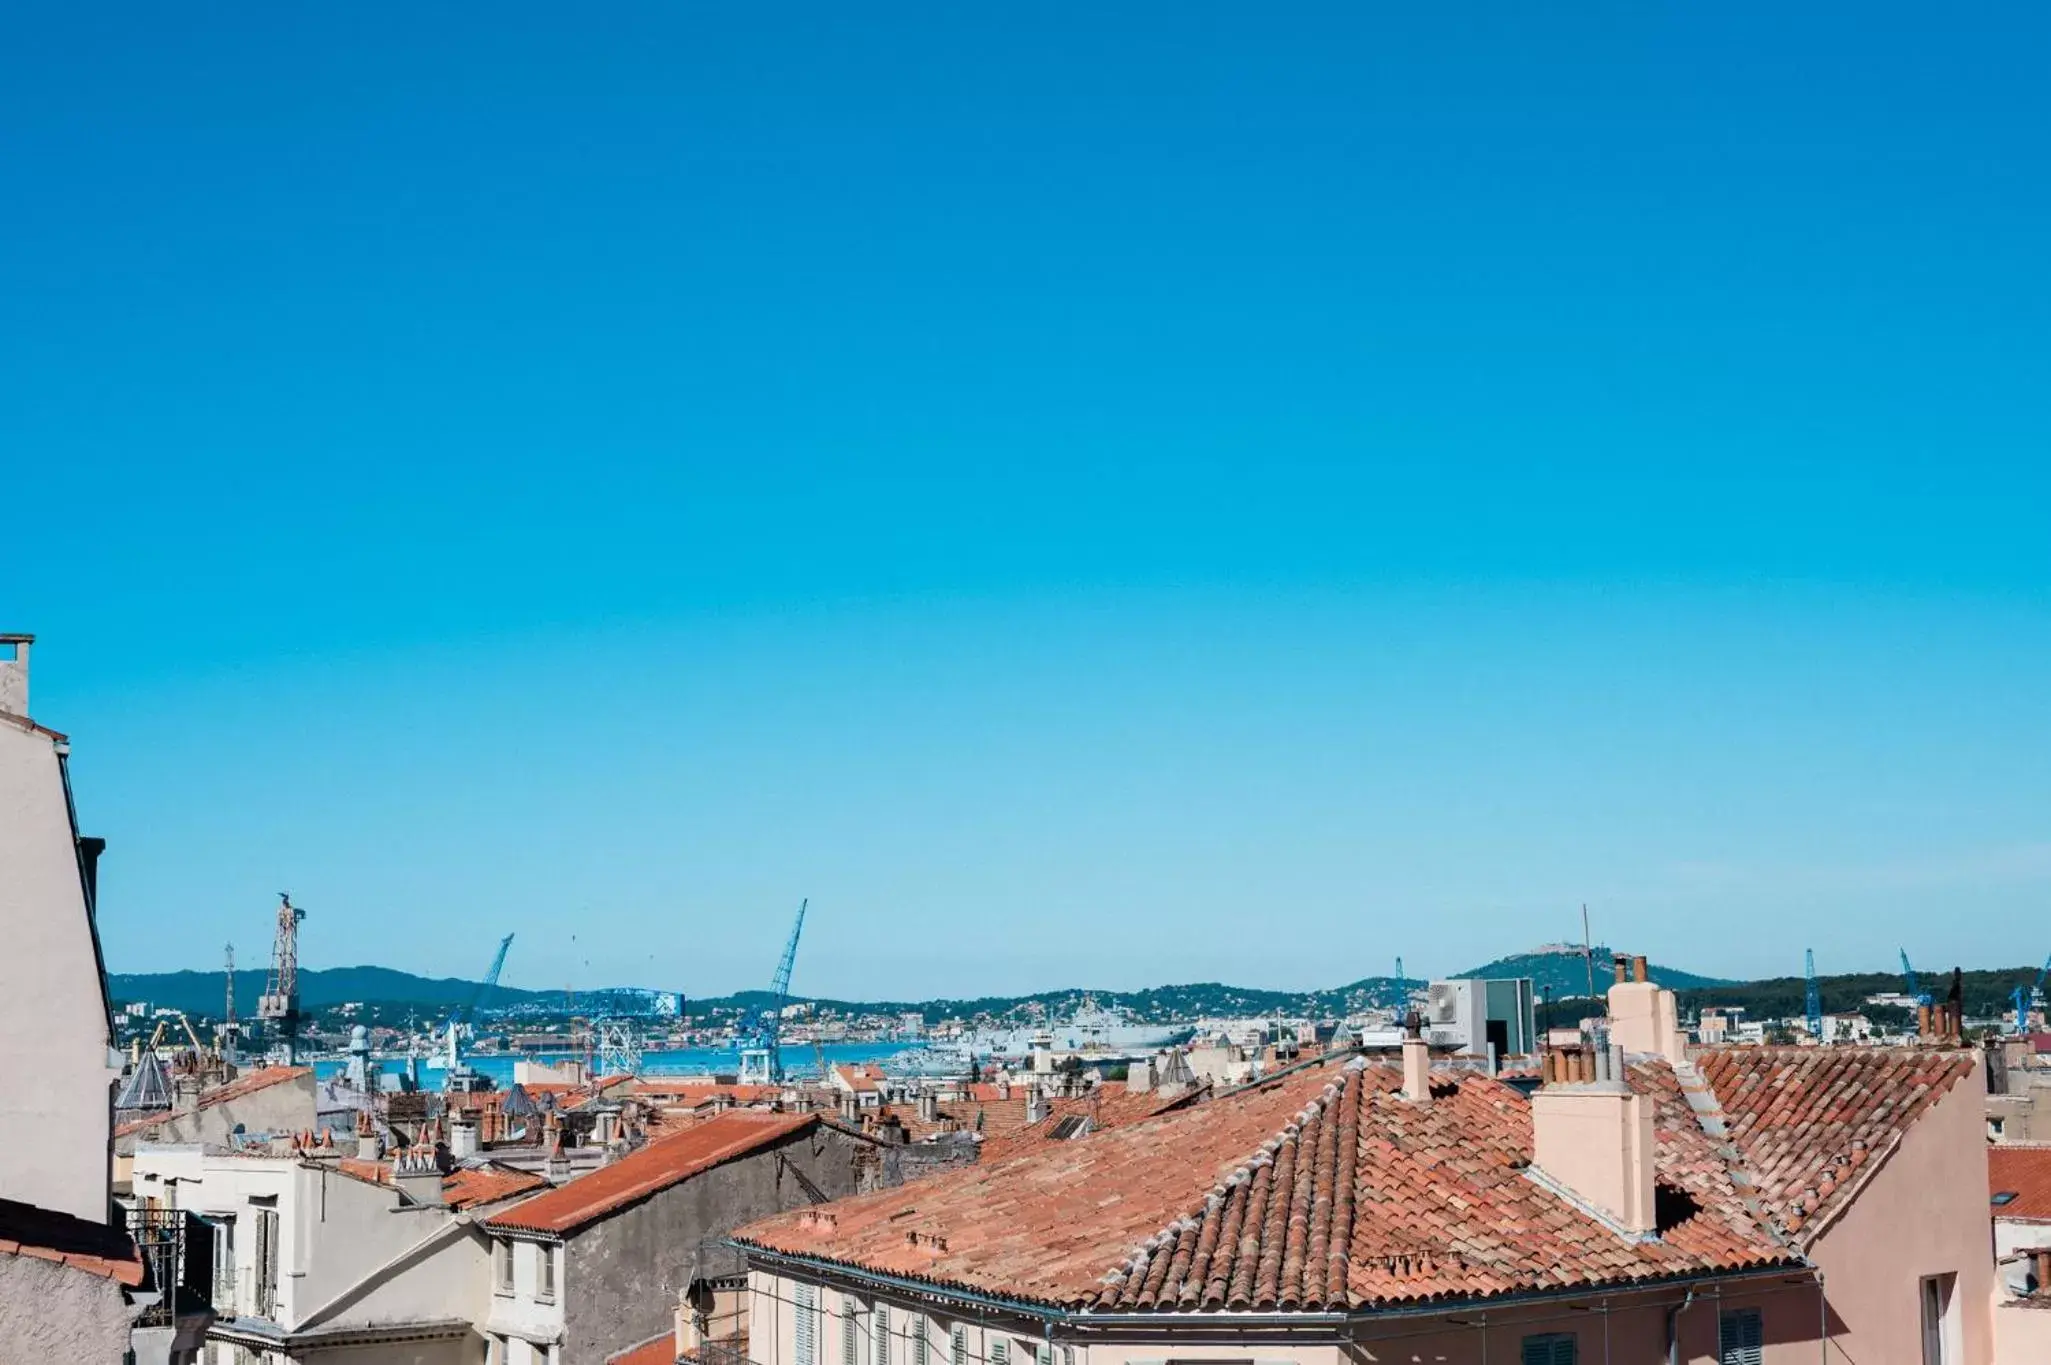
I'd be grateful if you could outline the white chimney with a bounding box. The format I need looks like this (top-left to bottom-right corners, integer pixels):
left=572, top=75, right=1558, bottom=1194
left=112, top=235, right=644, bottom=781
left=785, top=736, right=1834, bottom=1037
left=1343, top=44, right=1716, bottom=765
left=0, top=634, right=30, bottom=718
left=917, top=1091, right=938, bottom=1124
left=449, top=1114, right=481, bottom=1160
left=1024, top=1087, right=1048, bottom=1125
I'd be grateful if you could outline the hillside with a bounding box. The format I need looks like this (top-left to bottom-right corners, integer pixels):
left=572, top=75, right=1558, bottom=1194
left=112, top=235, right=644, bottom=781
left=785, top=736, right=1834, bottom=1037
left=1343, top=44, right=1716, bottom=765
left=1460, top=946, right=1732, bottom=997
left=109, top=966, right=552, bottom=1019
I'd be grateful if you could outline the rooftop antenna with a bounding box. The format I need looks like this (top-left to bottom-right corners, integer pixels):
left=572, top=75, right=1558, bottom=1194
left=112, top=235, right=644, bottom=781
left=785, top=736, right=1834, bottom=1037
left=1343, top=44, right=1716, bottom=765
left=220, top=942, right=237, bottom=1054
left=1581, top=905, right=1597, bottom=1004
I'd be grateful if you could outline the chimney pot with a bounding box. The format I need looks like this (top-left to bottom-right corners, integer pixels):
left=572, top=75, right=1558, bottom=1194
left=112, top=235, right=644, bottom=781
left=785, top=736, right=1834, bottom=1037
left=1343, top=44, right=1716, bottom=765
left=1632, top=955, right=1648, bottom=984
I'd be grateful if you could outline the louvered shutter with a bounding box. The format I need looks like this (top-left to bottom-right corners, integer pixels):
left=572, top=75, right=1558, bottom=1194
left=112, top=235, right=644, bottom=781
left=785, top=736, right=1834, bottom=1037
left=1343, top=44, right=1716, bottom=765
left=1520, top=1335, right=1575, bottom=1365
left=876, top=1305, right=891, bottom=1365
left=991, top=1341, right=1009, bottom=1365
left=952, top=1325, right=967, bottom=1365
left=795, top=1284, right=817, bottom=1365
left=844, top=1297, right=860, bottom=1365
left=1719, top=1310, right=1764, bottom=1365
left=912, top=1317, right=927, bottom=1365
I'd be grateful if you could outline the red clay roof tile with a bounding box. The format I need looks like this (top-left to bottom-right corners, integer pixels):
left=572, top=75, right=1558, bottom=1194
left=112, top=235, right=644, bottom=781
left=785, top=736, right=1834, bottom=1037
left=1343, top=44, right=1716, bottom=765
left=488, top=1112, right=816, bottom=1236
left=0, top=1199, right=145, bottom=1288
left=1991, top=1144, right=2051, bottom=1223
left=608, top=1330, right=679, bottom=1364
left=737, top=1055, right=1799, bottom=1311
left=1695, top=1046, right=1976, bottom=1242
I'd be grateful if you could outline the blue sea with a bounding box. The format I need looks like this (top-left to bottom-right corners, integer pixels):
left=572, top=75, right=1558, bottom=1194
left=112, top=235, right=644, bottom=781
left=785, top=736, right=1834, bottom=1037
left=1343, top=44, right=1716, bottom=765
left=310, top=1040, right=906, bottom=1086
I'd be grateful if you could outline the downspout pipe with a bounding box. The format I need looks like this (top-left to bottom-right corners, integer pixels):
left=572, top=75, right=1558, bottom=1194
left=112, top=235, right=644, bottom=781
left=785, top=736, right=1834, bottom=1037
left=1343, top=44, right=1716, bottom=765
left=1665, top=1286, right=1695, bottom=1365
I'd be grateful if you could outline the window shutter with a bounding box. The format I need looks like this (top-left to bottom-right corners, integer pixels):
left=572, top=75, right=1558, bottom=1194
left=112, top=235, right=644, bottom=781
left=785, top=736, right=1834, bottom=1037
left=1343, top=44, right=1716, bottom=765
left=876, top=1306, right=891, bottom=1365
left=795, top=1284, right=817, bottom=1365
left=991, top=1341, right=1009, bottom=1365
left=952, top=1325, right=967, bottom=1365
left=912, top=1316, right=927, bottom=1365
left=1036, top=1346, right=1051, bottom=1365
left=844, top=1297, right=860, bottom=1365
left=1520, top=1334, right=1575, bottom=1365
left=1719, top=1310, right=1764, bottom=1365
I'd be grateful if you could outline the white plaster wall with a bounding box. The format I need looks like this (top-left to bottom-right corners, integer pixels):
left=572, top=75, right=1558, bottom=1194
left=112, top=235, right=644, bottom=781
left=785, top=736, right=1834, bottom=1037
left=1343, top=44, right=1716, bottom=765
left=482, top=1234, right=565, bottom=1350
left=743, top=1269, right=1834, bottom=1365
left=0, top=723, right=119, bottom=1223
left=0, top=1253, right=133, bottom=1363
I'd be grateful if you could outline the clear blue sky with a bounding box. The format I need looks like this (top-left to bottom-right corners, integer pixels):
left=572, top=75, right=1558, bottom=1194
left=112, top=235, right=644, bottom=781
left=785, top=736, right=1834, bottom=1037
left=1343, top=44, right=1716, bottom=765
left=5, top=5, right=2048, bottom=999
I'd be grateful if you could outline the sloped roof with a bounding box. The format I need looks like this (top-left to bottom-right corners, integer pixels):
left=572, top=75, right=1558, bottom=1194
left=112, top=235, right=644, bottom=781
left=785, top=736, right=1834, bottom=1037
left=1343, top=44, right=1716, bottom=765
left=1991, top=1144, right=2051, bottom=1223
left=116, top=1065, right=313, bottom=1138
left=1695, top=1046, right=1977, bottom=1240
left=115, top=1051, right=174, bottom=1111
left=608, top=1330, right=679, bottom=1364
left=334, top=1157, right=550, bottom=1211
left=0, top=1198, right=144, bottom=1287
left=487, top=1111, right=817, bottom=1237
left=737, top=1055, right=1797, bottom=1312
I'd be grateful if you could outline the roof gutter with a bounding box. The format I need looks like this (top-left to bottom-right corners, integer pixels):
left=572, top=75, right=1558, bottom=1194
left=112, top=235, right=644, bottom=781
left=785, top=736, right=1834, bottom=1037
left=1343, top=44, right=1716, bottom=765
left=730, top=1243, right=1810, bottom=1333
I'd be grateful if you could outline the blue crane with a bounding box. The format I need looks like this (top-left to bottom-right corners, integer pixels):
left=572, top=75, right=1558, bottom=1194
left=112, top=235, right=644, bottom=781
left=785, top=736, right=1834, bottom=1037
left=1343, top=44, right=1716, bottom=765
left=2014, top=951, right=2051, bottom=1036
left=738, top=900, right=808, bottom=1084
left=1804, top=949, right=1823, bottom=1041
left=460, top=933, right=515, bottom=1032
left=1899, top=949, right=1931, bottom=1006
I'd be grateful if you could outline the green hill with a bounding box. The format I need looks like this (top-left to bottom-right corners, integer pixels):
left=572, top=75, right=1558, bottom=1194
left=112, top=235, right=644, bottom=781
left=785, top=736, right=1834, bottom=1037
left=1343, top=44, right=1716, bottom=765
left=109, top=966, right=552, bottom=1019
left=1459, top=946, right=1733, bottom=998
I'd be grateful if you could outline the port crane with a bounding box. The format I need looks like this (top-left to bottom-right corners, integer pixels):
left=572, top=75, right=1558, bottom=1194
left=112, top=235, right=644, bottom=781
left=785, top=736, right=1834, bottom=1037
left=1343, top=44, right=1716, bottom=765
left=439, top=933, right=515, bottom=1087
left=2014, top=952, right=2051, bottom=1036
left=738, top=899, right=808, bottom=1085
left=1899, top=949, right=1932, bottom=1007
left=257, top=894, right=307, bottom=1064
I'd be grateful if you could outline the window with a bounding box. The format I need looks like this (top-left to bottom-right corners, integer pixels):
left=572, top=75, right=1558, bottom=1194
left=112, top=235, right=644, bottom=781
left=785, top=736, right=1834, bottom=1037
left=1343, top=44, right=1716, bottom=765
left=494, top=1240, right=515, bottom=1296
left=1993, top=1191, right=2020, bottom=1206
left=952, top=1326, right=967, bottom=1365
left=911, top=1315, right=927, bottom=1365
left=1718, top=1309, right=1763, bottom=1365
left=1520, top=1334, right=1576, bottom=1365
left=844, top=1296, right=861, bottom=1365
left=1921, top=1273, right=1958, bottom=1365
left=1035, top=1346, right=1050, bottom=1365
left=208, top=1218, right=237, bottom=1316
left=252, top=1209, right=280, bottom=1319
left=991, top=1342, right=1009, bottom=1365
left=536, top=1245, right=556, bottom=1303
left=795, top=1284, right=818, bottom=1365
left=876, top=1305, right=891, bottom=1365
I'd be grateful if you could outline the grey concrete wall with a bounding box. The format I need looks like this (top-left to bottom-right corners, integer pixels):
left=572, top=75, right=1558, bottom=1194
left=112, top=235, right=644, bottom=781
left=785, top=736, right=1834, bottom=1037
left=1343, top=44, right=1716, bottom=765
left=0, top=1255, right=133, bottom=1364
left=563, top=1124, right=881, bottom=1364
left=122, top=1072, right=320, bottom=1153
left=0, top=722, right=120, bottom=1223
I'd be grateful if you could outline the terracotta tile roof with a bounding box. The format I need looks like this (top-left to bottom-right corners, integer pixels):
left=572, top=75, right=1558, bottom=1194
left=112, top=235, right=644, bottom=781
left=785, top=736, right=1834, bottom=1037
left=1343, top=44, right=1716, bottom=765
left=487, top=1111, right=817, bottom=1237
left=116, top=1065, right=313, bottom=1138
left=1694, top=1046, right=1977, bottom=1241
left=608, top=1330, right=679, bottom=1364
left=333, top=1157, right=550, bottom=1211
left=0, top=1198, right=145, bottom=1288
left=862, top=1088, right=1189, bottom=1152
left=737, top=1056, right=1797, bottom=1312
left=1991, top=1145, right=2051, bottom=1223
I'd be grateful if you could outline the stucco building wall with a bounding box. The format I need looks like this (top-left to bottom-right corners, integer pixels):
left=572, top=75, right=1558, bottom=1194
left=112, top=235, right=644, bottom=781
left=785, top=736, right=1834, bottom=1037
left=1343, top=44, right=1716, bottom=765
left=743, top=1268, right=1831, bottom=1365
left=0, top=720, right=119, bottom=1224
left=0, top=1254, right=133, bottom=1364
left=557, top=1124, right=882, bottom=1363
left=1808, top=1061, right=1994, bottom=1365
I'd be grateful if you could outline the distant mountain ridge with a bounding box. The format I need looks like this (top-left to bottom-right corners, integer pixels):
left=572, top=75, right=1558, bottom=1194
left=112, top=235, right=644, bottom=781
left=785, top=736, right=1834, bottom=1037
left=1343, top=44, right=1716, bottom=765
left=112, top=951, right=1722, bottom=1023
left=108, top=966, right=555, bottom=1019
left=1459, top=946, right=1734, bottom=998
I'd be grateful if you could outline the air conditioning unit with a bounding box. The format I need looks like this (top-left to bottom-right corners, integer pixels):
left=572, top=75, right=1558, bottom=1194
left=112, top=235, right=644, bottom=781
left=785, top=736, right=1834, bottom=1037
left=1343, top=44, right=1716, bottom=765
left=1427, top=983, right=1460, bottom=1025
